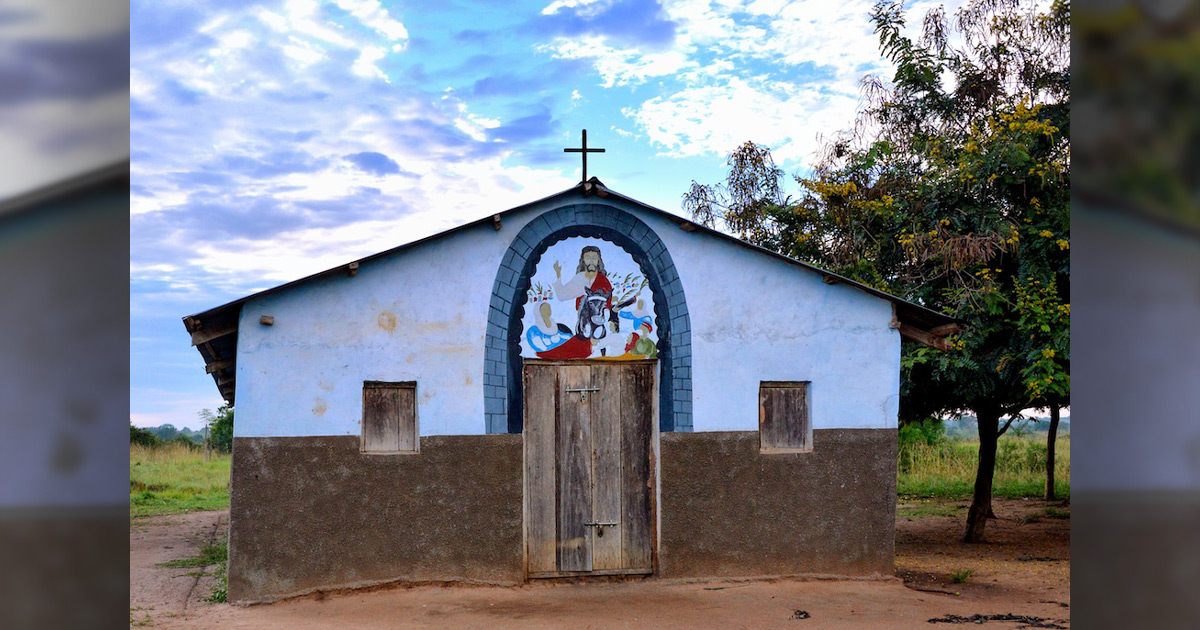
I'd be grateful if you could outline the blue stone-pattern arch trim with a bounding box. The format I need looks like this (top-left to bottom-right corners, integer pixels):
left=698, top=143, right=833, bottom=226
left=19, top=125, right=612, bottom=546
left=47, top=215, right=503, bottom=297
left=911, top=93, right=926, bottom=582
left=485, top=202, right=692, bottom=434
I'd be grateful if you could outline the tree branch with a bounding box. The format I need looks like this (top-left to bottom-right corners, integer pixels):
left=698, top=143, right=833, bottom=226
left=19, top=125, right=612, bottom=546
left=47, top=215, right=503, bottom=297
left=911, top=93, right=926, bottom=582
left=997, top=415, right=1018, bottom=438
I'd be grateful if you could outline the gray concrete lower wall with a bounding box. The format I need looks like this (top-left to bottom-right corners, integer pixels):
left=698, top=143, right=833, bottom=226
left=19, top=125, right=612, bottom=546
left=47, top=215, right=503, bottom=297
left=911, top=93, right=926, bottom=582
left=659, top=430, right=897, bottom=579
left=229, top=429, right=895, bottom=601
left=228, top=434, right=524, bottom=603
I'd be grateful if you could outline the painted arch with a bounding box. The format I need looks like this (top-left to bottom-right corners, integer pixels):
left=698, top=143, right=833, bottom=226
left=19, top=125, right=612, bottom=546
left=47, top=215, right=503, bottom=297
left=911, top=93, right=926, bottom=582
left=484, top=202, right=692, bottom=434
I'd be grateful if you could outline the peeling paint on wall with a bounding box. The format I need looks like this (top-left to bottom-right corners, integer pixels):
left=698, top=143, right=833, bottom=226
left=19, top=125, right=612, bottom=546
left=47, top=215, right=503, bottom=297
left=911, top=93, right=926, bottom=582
left=377, top=311, right=397, bottom=334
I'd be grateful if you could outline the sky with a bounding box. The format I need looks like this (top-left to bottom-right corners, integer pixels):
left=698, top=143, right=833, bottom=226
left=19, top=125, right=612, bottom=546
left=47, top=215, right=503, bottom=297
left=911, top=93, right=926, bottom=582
left=130, top=0, right=961, bottom=430
left=0, top=0, right=128, bottom=200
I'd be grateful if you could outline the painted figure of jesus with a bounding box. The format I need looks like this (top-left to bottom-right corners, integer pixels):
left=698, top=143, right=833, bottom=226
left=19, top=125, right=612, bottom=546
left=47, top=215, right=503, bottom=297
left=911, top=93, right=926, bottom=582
left=535, top=245, right=613, bottom=359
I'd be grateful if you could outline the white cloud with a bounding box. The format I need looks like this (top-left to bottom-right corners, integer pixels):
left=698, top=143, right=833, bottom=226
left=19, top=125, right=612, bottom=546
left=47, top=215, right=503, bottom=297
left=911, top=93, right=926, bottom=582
left=443, top=91, right=503, bottom=142
left=284, top=35, right=329, bottom=66
left=540, top=35, right=694, bottom=87
left=170, top=158, right=578, bottom=288
left=352, top=45, right=388, bottom=80
left=541, top=0, right=609, bottom=16
left=333, top=0, right=409, bottom=44
left=626, top=75, right=857, bottom=163
left=250, top=0, right=406, bottom=82
left=539, top=0, right=965, bottom=166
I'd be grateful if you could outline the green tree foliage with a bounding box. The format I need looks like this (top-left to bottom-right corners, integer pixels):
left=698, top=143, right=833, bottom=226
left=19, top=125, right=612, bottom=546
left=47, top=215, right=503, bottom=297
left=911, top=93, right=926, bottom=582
left=152, top=424, right=180, bottom=441
left=1075, top=1, right=1200, bottom=231
left=168, top=435, right=202, bottom=450
left=200, top=406, right=234, bottom=454
left=682, top=0, right=1069, bottom=542
left=130, top=423, right=160, bottom=447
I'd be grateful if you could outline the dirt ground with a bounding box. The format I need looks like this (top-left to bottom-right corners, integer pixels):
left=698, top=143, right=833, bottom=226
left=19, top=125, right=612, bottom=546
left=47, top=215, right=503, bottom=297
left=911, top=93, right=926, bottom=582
left=130, top=498, right=1069, bottom=629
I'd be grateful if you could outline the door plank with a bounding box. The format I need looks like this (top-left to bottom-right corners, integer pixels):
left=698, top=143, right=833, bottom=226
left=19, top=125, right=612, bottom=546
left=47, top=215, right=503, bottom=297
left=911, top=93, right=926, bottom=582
left=621, top=362, right=654, bottom=571
left=395, top=386, right=417, bottom=452
left=524, top=364, right=558, bottom=574
left=557, top=365, right=593, bottom=572
left=362, top=387, right=400, bottom=452
left=760, top=383, right=809, bottom=451
left=590, top=363, right=623, bottom=570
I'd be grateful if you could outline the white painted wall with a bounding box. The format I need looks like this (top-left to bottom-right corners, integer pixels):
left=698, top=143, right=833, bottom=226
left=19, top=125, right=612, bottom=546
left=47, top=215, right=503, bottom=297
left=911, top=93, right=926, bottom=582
left=234, top=194, right=900, bottom=437
left=633, top=205, right=901, bottom=431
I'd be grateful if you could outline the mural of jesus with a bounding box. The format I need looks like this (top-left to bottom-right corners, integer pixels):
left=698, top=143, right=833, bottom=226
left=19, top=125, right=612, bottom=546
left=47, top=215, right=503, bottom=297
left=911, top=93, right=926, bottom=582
left=536, top=245, right=612, bottom=359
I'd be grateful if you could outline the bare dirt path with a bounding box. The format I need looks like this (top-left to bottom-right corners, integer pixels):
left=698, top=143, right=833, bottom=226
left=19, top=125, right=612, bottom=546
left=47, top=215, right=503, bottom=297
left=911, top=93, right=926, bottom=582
left=129, top=510, right=226, bottom=626
left=130, top=498, right=1069, bottom=629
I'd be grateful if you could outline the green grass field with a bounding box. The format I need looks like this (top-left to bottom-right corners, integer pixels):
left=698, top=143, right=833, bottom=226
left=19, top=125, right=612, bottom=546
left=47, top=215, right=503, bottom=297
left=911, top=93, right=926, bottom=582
left=898, top=432, right=1070, bottom=499
left=130, top=443, right=231, bottom=517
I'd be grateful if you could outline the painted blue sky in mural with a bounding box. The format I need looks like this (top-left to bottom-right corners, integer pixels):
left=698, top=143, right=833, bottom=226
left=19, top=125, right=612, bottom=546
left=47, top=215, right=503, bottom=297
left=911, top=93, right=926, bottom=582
left=130, top=0, right=960, bottom=428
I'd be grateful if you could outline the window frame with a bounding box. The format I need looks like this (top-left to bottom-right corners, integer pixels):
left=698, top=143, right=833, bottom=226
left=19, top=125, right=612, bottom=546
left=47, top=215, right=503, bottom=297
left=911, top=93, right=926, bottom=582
left=361, top=380, right=419, bottom=455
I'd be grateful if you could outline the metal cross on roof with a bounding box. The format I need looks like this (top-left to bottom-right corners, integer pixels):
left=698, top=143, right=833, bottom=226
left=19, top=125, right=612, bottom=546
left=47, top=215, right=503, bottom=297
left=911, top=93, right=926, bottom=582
left=563, top=129, right=605, bottom=183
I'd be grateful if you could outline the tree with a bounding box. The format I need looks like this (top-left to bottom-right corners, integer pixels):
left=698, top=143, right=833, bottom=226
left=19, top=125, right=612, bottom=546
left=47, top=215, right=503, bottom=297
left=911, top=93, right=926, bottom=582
left=683, top=0, right=1069, bottom=542
left=152, top=423, right=179, bottom=441
left=130, top=423, right=159, bottom=447
left=199, top=406, right=234, bottom=454
left=1044, top=404, right=1060, bottom=500
left=167, top=435, right=202, bottom=450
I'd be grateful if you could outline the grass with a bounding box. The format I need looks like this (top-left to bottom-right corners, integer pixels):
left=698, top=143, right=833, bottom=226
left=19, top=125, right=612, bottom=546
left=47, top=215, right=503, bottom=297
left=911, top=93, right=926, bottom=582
left=1043, top=506, right=1070, bottom=519
left=897, top=500, right=965, bottom=518
left=158, top=541, right=228, bottom=568
left=898, top=433, right=1070, bottom=500
left=207, top=559, right=229, bottom=603
left=130, top=606, right=154, bottom=626
left=130, top=443, right=231, bottom=517
left=158, top=539, right=229, bottom=604
left=950, top=568, right=974, bottom=584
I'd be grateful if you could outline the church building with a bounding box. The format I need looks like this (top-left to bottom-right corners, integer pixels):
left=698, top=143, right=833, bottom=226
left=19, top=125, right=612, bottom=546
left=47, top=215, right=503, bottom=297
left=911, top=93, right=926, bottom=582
left=185, top=164, right=957, bottom=603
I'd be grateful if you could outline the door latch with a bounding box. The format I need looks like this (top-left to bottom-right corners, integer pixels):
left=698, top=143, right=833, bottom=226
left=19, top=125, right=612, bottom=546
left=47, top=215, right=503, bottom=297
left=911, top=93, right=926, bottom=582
left=585, top=521, right=619, bottom=537
left=565, top=386, right=600, bottom=402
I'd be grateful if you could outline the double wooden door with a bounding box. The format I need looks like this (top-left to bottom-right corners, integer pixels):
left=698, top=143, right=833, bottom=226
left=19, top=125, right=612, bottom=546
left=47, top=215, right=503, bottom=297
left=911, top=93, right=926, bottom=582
left=523, top=359, right=656, bottom=577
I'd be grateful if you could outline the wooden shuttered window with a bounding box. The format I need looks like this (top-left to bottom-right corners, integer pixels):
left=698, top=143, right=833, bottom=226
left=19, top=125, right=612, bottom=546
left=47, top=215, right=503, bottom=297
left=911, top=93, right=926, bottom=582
left=362, top=381, right=418, bottom=453
left=759, top=381, right=812, bottom=453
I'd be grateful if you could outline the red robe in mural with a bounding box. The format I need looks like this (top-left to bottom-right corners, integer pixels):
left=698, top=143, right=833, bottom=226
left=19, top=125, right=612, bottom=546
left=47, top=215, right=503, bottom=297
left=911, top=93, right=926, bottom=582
left=536, top=272, right=612, bottom=360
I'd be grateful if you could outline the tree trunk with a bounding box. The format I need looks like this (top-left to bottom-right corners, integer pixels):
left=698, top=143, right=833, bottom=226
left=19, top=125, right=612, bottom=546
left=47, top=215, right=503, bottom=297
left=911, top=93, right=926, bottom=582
left=1044, top=404, right=1059, bottom=501
left=964, top=408, right=1000, bottom=543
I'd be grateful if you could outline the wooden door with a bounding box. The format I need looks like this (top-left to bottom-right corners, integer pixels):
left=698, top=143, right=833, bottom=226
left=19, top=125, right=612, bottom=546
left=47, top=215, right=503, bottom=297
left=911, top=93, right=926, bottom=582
left=524, top=359, right=656, bottom=577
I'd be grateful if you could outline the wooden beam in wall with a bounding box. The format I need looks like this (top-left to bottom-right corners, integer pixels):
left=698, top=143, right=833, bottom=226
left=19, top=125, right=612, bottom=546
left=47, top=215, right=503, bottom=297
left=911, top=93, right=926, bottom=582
left=190, top=320, right=238, bottom=346
left=930, top=323, right=962, bottom=337
left=205, top=359, right=234, bottom=374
